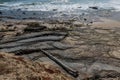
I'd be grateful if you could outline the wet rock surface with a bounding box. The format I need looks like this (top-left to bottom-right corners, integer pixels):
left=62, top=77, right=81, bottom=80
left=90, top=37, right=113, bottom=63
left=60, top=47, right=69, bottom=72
left=0, top=20, right=120, bottom=80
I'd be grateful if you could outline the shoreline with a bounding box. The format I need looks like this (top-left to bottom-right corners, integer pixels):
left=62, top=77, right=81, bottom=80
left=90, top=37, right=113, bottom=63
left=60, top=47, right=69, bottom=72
left=0, top=8, right=119, bottom=21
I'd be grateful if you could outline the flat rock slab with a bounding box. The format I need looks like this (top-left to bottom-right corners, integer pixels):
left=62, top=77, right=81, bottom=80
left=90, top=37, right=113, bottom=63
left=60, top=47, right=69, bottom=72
left=0, top=31, right=67, bottom=44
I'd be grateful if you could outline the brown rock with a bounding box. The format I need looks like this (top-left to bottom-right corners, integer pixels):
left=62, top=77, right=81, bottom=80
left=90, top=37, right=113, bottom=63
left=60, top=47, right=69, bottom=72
left=0, top=52, right=74, bottom=80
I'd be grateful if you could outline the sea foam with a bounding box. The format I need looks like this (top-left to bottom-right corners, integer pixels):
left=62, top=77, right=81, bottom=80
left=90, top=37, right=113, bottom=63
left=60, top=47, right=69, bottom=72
left=0, top=0, right=120, bottom=11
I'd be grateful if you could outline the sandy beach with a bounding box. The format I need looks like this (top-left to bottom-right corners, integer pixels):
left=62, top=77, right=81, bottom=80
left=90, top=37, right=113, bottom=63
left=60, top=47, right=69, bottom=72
left=0, top=7, right=120, bottom=80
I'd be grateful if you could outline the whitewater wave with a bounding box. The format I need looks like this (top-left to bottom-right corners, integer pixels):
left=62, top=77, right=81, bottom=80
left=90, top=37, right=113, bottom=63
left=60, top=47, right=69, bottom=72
left=108, top=0, right=120, bottom=10
left=0, top=0, right=120, bottom=11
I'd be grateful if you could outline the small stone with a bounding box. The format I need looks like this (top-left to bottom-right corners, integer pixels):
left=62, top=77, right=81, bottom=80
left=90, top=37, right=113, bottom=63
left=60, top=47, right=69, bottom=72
left=111, top=50, right=120, bottom=59
left=89, top=6, right=98, bottom=10
left=52, top=9, right=57, bottom=11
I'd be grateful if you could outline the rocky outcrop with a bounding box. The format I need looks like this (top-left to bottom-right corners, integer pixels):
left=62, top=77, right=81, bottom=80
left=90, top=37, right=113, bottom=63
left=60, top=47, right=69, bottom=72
left=0, top=20, right=120, bottom=80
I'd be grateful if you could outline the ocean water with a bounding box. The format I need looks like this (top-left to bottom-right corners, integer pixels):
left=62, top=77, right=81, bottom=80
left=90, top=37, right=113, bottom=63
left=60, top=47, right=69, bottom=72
left=0, top=0, right=120, bottom=11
